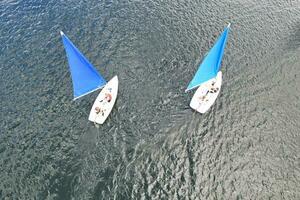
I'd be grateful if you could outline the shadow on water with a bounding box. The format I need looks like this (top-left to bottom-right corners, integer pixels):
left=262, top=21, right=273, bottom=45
left=283, top=21, right=300, bottom=51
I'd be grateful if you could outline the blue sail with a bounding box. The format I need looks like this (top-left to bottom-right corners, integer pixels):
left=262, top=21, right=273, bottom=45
left=186, top=24, right=230, bottom=91
left=60, top=31, right=107, bottom=100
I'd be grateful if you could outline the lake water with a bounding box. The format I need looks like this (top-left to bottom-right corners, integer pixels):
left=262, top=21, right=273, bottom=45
left=1, top=0, right=300, bottom=199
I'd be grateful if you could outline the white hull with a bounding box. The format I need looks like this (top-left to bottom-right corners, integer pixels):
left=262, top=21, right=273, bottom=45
left=190, top=71, right=222, bottom=113
left=88, top=76, right=118, bottom=124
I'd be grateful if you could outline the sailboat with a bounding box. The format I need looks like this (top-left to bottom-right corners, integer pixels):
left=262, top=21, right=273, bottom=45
left=186, top=24, right=230, bottom=113
left=60, top=31, right=118, bottom=124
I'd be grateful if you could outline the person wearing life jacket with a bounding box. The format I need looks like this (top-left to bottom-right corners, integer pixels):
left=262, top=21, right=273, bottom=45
left=105, top=93, right=112, bottom=102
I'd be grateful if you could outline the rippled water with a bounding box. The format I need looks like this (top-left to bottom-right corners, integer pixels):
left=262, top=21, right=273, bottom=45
left=1, top=0, right=300, bottom=199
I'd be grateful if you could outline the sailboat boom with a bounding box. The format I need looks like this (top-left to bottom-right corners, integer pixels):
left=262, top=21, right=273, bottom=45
left=73, top=84, right=105, bottom=101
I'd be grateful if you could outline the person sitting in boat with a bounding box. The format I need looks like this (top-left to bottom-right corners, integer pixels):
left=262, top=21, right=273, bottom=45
left=99, top=93, right=112, bottom=103
left=199, top=96, right=206, bottom=101
left=209, top=87, right=219, bottom=93
left=105, top=93, right=112, bottom=103
left=95, top=107, right=105, bottom=116
left=95, top=107, right=101, bottom=114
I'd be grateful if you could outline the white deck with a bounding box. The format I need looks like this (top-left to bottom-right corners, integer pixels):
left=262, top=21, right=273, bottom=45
left=88, top=76, right=118, bottom=124
left=190, top=71, right=222, bottom=113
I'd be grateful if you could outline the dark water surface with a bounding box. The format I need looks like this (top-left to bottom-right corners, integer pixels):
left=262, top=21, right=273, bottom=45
left=1, top=0, right=300, bottom=199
